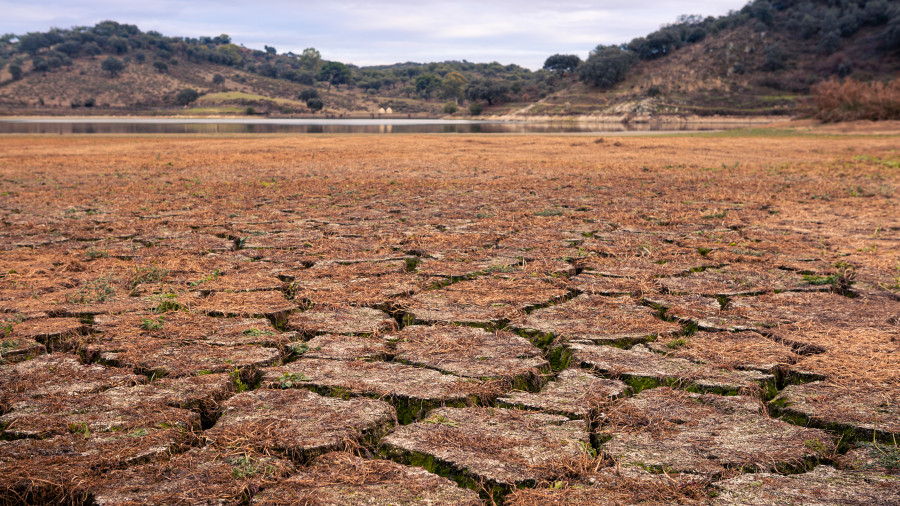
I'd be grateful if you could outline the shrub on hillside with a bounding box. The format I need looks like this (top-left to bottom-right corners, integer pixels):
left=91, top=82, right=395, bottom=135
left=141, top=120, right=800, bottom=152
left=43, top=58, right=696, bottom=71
left=31, top=57, right=49, bottom=73
left=761, top=44, right=786, bottom=72
left=8, top=64, right=22, bottom=80
left=810, top=78, right=900, bottom=122
left=175, top=88, right=199, bottom=106
left=70, top=97, right=95, bottom=108
left=306, top=98, right=324, bottom=111
left=299, top=88, right=319, bottom=102
left=101, top=56, right=125, bottom=77
left=465, top=79, right=510, bottom=105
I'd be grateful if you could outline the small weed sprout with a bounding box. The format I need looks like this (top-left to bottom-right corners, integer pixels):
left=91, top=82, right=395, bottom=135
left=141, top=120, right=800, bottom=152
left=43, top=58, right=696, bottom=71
left=230, top=368, right=249, bottom=392
left=330, top=386, right=351, bottom=399
left=802, top=274, right=838, bottom=286
left=289, top=342, right=309, bottom=356
left=189, top=269, right=221, bottom=287
left=129, top=265, right=170, bottom=291
left=68, top=275, right=116, bottom=304
left=230, top=456, right=277, bottom=479
left=275, top=372, right=309, bottom=388
left=804, top=438, right=829, bottom=455
left=666, top=338, right=688, bottom=349
left=230, top=456, right=259, bottom=478
left=85, top=247, right=107, bottom=259
left=69, top=422, right=91, bottom=438
left=701, top=209, right=728, bottom=219
left=140, top=316, right=164, bottom=331
left=154, top=298, right=183, bottom=313
left=422, top=414, right=459, bottom=427
left=242, top=328, right=275, bottom=337
left=832, top=261, right=856, bottom=294
left=1, top=338, right=20, bottom=361
left=879, top=264, right=900, bottom=292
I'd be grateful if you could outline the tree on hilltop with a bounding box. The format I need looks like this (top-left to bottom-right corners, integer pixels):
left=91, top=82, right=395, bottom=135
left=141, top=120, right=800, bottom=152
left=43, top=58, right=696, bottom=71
left=319, top=61, right=351, bottom=89
left=83, top=42, right=102, bottom=59
left=300, top=47, right=321, bottom=70
left=543, top=54, right=581, bottom=76
left=579, top=46, right=636, bottom=88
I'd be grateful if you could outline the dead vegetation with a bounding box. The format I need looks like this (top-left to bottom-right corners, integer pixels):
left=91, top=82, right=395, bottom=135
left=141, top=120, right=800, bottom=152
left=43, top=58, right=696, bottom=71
left=252, top=451, right=482, bottom=505
left=1, top=130, right=899, bottom=504
left=601, top=388, right=833, bottom=475
left=811, top=78, right=900, bottom=123
left=515, top=294, right=681, bottom=346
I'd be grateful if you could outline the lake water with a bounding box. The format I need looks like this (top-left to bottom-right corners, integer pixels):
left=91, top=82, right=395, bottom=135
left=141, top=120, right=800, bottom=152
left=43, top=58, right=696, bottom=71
left=0, top=118, right=746, bottom=135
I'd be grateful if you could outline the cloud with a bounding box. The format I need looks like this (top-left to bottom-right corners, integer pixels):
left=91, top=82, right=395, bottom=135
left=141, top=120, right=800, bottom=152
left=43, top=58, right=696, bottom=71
left=1, top=0, right=750, bottom=68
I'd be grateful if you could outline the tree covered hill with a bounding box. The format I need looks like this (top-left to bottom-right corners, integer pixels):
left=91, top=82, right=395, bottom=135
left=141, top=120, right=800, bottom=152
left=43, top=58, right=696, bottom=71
left=531, top=0, right=900, bottom=118
left=1, top=0, right=898, bottom=117
left=0, top=21, right=543, bottom=115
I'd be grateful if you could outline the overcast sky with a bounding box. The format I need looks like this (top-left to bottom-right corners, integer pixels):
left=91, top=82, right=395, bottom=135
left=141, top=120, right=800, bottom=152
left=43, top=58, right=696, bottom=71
left=2, top=0, right=751, bottom=69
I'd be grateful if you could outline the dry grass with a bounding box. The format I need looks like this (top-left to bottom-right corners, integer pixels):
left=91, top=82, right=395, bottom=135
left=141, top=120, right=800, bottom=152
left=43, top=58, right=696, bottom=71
left=650, top=331, right=800, bottom=374
left=0, top=429, right=193, bottom=505
left=811, top=79, right=900, bottom=123
left=601, top=388, right=834, bottom=475
left=91, top=446, right=294, bottom=505
left=1, top=129, right=899, bottom=503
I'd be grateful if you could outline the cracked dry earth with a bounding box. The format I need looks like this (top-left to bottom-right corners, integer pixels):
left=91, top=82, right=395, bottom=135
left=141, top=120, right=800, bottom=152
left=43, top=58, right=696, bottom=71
left=1, top=131, right=899, bottom=505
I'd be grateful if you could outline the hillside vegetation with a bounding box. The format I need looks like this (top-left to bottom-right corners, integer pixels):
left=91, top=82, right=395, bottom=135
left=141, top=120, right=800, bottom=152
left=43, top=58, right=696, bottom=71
left=530, top=0, right=900, bottom=119
left=0, top=21, right=540, bottom=116
left=0, top=0, right=898, bottom=118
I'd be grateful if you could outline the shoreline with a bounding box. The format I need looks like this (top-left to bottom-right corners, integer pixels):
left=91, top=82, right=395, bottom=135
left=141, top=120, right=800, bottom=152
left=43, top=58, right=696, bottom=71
left=0, top=101, right=794, bottom=125
left=0, top=112, right=793, bottom=124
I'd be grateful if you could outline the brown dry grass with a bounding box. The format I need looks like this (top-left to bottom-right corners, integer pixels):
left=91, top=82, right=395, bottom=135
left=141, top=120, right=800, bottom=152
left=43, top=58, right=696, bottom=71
left=1, top=129, right=899, bottom=503
left=811, top=78, right=900, bottom=123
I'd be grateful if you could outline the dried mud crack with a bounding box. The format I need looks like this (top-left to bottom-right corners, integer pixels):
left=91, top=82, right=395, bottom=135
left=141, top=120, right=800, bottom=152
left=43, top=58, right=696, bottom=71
left=2, top=132, right=899, bottom=504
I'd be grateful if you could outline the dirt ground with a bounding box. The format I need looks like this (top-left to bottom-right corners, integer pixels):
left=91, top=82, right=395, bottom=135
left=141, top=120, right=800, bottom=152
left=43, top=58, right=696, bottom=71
left=1, top=124, right=899, bottom=504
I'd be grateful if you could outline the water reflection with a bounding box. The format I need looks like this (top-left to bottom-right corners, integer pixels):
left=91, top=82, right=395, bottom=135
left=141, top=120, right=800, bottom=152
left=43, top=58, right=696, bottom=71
left=0, top=118, right=740, bottom=135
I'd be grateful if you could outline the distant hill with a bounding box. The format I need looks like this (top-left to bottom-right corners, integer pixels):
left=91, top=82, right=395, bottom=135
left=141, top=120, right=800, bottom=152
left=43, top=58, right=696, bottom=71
left=524, top=0, right=900, bottom=119
left=0, top=21, right=539, bottom=116
left=1, top=1, right=898, bottom=118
